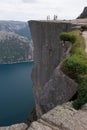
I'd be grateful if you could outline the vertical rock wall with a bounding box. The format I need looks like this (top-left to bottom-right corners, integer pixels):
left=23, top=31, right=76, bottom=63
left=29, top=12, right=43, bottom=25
left=29, top=21, right=78, bottom=117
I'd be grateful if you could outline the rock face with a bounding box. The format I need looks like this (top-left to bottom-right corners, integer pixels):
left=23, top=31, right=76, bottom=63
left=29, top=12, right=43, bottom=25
left=40, top=68, right=78, bottom=113
left=77, top=7, right=87, bottom=19
left=29, top=21, right=78, bottom=117
left=0, top=123, right=27, bottom=130
left=0, top=20, right=34, bottom=63
left=27, top=102, right=87, bottom=130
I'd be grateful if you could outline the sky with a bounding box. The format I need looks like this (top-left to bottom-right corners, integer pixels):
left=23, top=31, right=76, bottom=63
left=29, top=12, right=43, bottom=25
left=0, top=0, right=87, bottom=22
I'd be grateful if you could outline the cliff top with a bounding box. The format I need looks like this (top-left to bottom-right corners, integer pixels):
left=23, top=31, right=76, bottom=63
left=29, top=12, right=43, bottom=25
left=29, top=18, right=87, bottom=25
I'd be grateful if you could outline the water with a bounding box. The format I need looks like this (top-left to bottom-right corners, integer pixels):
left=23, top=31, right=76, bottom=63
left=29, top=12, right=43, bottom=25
left=0, top=62, right=35, bottom=126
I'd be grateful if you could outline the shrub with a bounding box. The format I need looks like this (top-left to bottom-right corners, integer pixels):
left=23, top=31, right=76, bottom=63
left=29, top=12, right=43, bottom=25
left=76, top=75, right=87, bottom=84
left=73, top=82, right=87, bottom=109
left=63, top=55, right=87, bottom=79
left=60, top=30, right=87, bottom=109
left=60, top=32, right=76, bottom=43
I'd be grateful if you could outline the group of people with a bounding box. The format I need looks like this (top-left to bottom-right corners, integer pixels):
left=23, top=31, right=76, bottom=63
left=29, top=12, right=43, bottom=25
left=47, top=15, right=58, bottom=20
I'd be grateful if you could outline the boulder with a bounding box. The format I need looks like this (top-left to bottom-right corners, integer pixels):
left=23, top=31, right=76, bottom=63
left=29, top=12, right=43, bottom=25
left=28, top=102, right=87, bottom=130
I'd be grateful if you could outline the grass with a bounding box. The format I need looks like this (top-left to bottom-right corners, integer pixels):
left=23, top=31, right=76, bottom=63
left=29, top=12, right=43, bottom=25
left=60, top=32, right=76, bottom=43
left=60, top=29, right=87, bottom=109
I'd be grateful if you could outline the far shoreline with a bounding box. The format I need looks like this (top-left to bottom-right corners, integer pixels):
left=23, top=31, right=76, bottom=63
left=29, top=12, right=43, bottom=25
left=0, top=60, right=34, bottom=65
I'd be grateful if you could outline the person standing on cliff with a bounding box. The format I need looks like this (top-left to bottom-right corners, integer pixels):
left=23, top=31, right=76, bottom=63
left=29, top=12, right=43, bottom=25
left=54, top=15, right=57, bottom=20
left=47, top=15, right=50, bottom=20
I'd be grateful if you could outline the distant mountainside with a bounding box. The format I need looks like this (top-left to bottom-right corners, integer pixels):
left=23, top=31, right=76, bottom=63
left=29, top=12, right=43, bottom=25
left=0, top=31, right=33, bottom=64
left=0, top=21, right=31, bottom=39
left=0, top=20, right=33, bottom=64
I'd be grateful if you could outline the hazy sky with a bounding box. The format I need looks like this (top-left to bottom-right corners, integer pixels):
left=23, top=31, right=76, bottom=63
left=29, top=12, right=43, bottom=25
left=0, top=0, right=86, bottom=21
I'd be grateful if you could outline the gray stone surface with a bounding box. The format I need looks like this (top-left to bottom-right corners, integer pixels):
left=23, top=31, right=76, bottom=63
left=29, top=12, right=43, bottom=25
left=29, top=21, right=78, bottom=117
left=41, top=102, right=87, bottom=130
left=0, top=123, right=27, bottom=130
left=81, top=103, right=87, bottom=111
left=27, top=102, right=87, bottom=130
left=27, top=121, right=52, bottom=130
left=40, top=69, right=78, bottom=112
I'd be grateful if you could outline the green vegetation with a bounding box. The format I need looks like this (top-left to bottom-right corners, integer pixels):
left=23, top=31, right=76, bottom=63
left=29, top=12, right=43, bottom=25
left=81, top=24, right=87, bottom=31
left=60, top=30, right=87, bottom=109
left=60, top=32, right=76, bottom=43
left=0, top=32, right=30, bottom=64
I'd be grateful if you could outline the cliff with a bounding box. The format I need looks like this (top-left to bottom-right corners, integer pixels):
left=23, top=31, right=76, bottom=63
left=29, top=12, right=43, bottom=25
left=77, top=7, right=87, bottom=19
left=0, top=19, right=87, bottom=130
left=1, top=102, right=87, bottom=130
left=29, top=21, right=78, bottom=117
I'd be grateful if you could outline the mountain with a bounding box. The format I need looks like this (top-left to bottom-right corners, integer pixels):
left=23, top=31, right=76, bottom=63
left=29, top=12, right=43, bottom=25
left=77, top=7, right=87, bottom=19
left=0, top=31, right=33, bottom=64
left=0, top=21, right=33, bottom=64
left=0, top=21, right=31, bottom=39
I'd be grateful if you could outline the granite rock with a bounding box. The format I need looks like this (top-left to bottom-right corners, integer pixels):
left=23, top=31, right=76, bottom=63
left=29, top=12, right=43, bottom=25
left=41, top=102, right=87, bottom=130
left=0, top=123, right=27, bottom=130
left=29, top=21, right=78, bottom=117
left=40, top=68, right=78, bottom=112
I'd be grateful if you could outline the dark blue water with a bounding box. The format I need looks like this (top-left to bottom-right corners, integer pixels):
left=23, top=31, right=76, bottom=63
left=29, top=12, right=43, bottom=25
left=0, top=62, right=35, bottom=126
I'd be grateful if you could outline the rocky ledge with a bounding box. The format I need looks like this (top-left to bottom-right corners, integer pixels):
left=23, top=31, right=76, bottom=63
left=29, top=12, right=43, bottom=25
left=1, top=102, right=87, bottom=130
left=0, top=123, right=28, bottom=130
left=77, top=7, right=87, bottom=19
left=1, top=18, right=87, bottom=130
left=28, top=102, right=87, bottom=130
